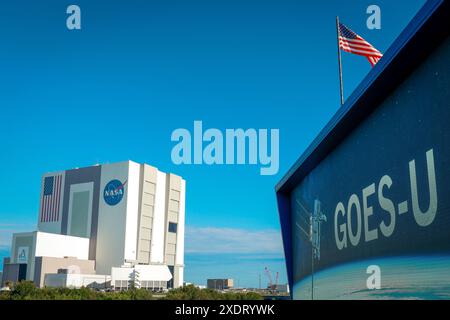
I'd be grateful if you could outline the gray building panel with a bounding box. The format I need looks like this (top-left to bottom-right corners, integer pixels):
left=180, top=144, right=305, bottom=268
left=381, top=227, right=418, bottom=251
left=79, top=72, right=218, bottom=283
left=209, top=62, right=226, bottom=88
left=1, top=263, right=27, bottom=287
left=61, top=165, right=101, bottom=260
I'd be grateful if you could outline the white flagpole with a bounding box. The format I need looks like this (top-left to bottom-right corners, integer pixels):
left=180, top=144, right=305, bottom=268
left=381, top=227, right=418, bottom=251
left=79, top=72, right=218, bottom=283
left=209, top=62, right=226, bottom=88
left=336, top=16, right=344, bottom=106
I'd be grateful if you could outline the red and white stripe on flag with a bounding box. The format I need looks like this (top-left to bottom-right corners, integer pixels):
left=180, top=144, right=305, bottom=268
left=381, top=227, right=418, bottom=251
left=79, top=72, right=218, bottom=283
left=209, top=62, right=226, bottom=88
left=338, top=22, right=383, bottom=67
left=40, top=174, right=63, bottom=223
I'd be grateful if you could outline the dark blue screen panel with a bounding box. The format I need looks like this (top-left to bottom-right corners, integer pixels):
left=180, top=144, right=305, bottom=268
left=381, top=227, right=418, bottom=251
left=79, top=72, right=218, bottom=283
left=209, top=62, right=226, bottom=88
left=291, top=37, right=450, bottom=300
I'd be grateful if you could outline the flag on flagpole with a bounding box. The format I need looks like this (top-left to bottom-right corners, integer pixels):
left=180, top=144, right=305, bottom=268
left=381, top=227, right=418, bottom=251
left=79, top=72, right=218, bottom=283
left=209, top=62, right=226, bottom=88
left=338, top=22, right=383, bottom=67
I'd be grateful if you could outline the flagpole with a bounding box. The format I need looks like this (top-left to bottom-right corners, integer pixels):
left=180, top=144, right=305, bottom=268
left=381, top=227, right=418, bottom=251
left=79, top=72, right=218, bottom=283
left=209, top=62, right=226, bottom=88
left=336, top=16, right=344, bottom=106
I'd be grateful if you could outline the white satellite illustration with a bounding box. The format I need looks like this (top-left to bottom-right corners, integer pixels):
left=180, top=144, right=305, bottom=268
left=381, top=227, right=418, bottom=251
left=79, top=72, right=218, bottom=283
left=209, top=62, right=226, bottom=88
left=295, top=198, right=327, bottom=260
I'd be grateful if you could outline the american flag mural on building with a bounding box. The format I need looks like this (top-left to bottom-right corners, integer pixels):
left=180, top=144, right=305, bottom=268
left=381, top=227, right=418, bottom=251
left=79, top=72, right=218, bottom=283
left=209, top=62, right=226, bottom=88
left=40, top=174, right=62, bottom=222
left=338, top=22, right=383, bottom=67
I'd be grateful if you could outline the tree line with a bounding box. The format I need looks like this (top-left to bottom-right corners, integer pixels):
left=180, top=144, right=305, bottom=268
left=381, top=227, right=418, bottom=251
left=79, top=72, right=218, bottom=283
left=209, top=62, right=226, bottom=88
left=0, top=281, right=263, bottom=300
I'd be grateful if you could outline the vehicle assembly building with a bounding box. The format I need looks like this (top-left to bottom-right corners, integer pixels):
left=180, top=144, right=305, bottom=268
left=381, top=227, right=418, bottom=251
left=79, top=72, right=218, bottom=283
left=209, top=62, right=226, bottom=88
left=1, top=161, right=186, bottom=290
left=276, top=0, right=450, bottom=299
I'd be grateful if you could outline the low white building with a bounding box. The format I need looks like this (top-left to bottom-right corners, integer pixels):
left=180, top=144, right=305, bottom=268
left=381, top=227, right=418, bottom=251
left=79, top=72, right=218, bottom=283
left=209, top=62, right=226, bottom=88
left=111, top=264, right=173, bottom=291
left=8, top=231, right=90, bottom=283
left=44, top=273, right=111, bottom=289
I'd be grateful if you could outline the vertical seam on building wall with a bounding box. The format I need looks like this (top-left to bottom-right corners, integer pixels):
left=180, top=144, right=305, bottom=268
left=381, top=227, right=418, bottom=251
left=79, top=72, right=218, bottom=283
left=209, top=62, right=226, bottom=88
left=164, top=174, right=170, bottom=266
left=136, top=164, right=145, bottom=264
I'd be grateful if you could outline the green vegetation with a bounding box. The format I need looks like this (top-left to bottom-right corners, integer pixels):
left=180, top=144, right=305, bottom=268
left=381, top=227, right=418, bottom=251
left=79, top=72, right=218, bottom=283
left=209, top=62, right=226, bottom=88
left=0, top=282, right=263, bottom=300
left=164, top=285, right=263, bottom=300
left=0, top=281, right=154, bottom=300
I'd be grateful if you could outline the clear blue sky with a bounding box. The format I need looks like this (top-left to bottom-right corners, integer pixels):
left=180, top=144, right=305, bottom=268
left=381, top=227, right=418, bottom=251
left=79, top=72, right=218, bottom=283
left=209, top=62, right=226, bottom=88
left=0, top=0, right=425, bottom=287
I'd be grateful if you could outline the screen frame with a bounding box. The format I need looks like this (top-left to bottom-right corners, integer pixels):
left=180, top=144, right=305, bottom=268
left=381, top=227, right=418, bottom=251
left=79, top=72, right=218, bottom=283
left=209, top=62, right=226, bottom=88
left=275, top=0, right=450, bottom=297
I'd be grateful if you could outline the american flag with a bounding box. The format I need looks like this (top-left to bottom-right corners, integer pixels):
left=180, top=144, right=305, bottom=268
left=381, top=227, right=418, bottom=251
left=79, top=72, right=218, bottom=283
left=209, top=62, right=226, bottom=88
left=338, top=22, right=383, bottom=67
left=40, top=175, right=62, bottom=222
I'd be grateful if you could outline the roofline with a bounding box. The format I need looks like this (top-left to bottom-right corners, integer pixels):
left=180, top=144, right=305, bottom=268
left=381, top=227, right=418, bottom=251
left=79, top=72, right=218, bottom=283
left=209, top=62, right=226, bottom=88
left=41, top=160, right=186, bottom=181
left=276, top=0, right=449, bottom=194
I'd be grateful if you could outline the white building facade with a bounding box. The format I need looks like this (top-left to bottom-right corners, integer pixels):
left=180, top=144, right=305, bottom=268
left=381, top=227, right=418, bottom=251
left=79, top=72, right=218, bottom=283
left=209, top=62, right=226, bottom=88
left=2, top=161, right=185, bottom=289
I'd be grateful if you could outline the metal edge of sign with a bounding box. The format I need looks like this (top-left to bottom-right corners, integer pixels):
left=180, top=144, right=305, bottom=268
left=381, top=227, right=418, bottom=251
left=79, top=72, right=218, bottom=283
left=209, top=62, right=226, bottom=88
left=274, top=0, right=448, bottom=298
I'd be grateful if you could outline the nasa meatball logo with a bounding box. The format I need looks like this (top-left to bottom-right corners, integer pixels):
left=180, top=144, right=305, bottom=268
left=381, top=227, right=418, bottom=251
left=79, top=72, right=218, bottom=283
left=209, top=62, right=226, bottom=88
left=103, top=179, right=127, bottom=206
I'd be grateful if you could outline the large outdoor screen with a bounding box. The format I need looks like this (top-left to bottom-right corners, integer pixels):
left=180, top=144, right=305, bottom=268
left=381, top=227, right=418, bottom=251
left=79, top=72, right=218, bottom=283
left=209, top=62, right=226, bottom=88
left=291, top=37, right=450, bottom=299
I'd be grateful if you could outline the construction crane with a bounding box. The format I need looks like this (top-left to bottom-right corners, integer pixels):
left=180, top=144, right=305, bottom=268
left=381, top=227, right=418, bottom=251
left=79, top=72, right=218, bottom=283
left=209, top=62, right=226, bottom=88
left=264, top=267, right=279, bottom=291
left=264, top=267, right=273, bottom=289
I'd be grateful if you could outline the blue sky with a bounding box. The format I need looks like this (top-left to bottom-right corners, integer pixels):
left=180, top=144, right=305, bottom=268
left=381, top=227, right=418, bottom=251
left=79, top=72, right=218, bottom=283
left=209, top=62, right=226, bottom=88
left=0, top=0, right=425, bottom=287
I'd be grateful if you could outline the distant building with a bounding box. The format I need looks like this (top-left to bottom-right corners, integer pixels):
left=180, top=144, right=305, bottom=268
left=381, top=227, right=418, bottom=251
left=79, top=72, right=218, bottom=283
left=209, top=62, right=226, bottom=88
left=184, top=282, right=206, bottom=289
left=1, top=161, right=186, bottom=290
left=207, top=279, right=234, bottom=290
left=272, top=284, right=289, bottom=294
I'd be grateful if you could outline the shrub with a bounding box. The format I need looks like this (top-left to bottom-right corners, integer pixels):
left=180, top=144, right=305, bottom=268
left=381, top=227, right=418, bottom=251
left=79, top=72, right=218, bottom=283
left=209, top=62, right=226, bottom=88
left=0, top=283, right=261, bottom=300
left=164, top=285, right=263, bottom=300
left=10, top=281, right=38, bottom=300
